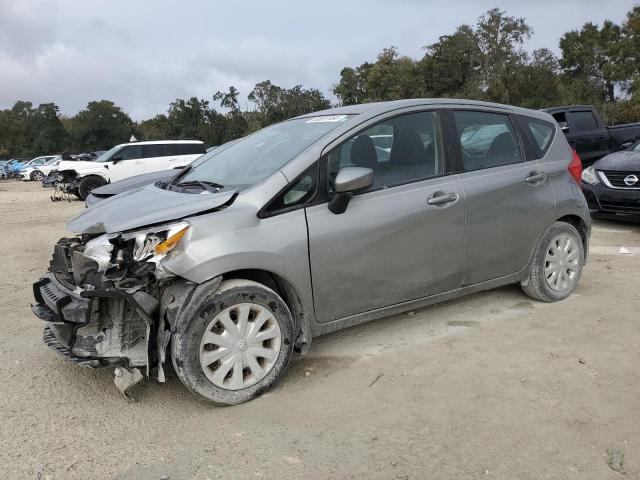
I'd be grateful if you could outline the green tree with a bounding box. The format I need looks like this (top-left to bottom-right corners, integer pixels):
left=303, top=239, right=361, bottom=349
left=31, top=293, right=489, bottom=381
left=31, top=103, right=67, bottom=154
left=560, top=20, right=627, bottom=102
left=363, top=47, right=424, bottom=101
left=419, top=25, right=481, bottom=98
left=474, top=8, right=532, bottom=103
left=67, top=100, right=135, bottom=151
left=249, top=80, right=330, bottom=127
left=333, top=63, right=373, bottom=105
left=621, top=6, right=640, bottom=99
left=508, top=49, right=562, bottom=108
left=137, top=114, right=170, bottom=140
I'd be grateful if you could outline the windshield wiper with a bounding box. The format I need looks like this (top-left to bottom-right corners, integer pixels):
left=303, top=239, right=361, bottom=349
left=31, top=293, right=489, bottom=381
left=175, top=180, right=224, bottom=193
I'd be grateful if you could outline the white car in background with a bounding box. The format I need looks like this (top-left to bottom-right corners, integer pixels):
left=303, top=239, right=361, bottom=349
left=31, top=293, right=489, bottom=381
left=56, top=140, right=206, bottom=199
left=20, top=156, right=59, bottom=181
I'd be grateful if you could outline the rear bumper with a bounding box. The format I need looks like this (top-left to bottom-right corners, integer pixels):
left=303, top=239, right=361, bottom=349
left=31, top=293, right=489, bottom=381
left=581, top=182, right=640, bottom=218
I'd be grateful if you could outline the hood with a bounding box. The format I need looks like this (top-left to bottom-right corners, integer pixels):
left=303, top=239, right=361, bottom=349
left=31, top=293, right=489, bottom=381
left=58, top=160, right=103, bottom=173
left=67, top=183, right=237, bottom=234
left=594, top=150, right=640, bottom=171
left=91, top=169, right=178, bottom=197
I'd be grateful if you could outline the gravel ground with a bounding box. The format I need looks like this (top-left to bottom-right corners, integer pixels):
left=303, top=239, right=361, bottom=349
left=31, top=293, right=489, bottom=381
left=1, top=181, right=639, bottom=480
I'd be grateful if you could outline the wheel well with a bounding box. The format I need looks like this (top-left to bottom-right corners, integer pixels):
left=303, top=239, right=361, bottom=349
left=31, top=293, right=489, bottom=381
left=556, top=214, right=589, bottom=253
left=221, top=269, right=310, bottom=352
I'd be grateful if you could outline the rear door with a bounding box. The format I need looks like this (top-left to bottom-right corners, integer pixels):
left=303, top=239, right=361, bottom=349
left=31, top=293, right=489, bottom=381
left=452, top=109, right=556, bottom=285
left=166, top=143, right=205, bottom=169
left=142, top=144, right=169, bottom=173
left=305, top=109, right=466, bottom=324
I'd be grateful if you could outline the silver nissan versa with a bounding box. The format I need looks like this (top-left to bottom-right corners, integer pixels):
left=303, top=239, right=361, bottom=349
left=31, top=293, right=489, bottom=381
left=32, top=99, right=591, bottom=404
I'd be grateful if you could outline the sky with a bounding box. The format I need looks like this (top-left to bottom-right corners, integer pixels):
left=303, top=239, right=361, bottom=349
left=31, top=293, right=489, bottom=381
left=0, top=0, right=637, bottom=120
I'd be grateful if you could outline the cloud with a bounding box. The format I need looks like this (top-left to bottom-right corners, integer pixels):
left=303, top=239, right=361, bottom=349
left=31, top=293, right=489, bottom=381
left=0, top=0, right=636, bottom=120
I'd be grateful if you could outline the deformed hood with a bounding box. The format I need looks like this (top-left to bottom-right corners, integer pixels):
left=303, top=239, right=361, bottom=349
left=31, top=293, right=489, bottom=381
left=67, top=183, right=236, bottom=234
left=594, top=150, right=640, bottom=171
left=90, top=169, right=178, bottom=196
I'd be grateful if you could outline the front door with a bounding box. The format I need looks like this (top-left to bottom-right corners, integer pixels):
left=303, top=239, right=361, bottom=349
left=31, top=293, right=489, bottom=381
left=109, top=145, right=146, bottom=182
left=305, top=110, right=465, bottom=323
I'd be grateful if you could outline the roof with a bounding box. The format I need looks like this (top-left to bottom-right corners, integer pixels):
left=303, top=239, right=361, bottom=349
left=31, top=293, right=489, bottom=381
left=113, top=139, right=204, bottom=148
left=295, top=98, right=553, bottom=122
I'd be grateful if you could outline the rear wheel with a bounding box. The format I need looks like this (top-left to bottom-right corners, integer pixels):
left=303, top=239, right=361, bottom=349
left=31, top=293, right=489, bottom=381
left=30, top=170, right=44, bottom=181
left=77, top=176, right=106, bottom=200
left=522, top=222, right=584, bottom=302
left=172, top=279, right=295, bottom=405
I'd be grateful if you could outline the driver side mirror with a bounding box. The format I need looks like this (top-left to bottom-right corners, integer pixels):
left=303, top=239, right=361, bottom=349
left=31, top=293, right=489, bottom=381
left=560, top=123, right=570, bottom=133
left=112, top=155, right=123, bottom=164
left=622, top=141, right=634, bottom=150
left=328, top=167, right=373, bottom=214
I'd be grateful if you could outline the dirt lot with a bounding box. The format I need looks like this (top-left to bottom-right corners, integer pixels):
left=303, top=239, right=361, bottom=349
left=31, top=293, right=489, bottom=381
left=1, top=181, right=639, bottom=480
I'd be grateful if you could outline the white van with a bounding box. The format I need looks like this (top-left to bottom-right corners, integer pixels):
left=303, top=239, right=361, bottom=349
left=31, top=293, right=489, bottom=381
left=57, top=140, right=205, bottom=199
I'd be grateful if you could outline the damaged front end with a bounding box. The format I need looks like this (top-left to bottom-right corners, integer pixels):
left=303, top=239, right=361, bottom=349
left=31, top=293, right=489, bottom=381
left=32, top=222, right=200, bottom=397
left=50, top=170, right=80, bottom=202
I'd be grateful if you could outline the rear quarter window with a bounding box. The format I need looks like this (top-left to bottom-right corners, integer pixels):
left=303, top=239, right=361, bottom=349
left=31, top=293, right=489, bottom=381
left=516, top=116, right=556, bottom=159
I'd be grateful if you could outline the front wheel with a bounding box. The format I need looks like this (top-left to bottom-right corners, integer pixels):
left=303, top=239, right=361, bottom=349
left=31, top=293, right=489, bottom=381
left=30, top=170, right=44, bottom=181
left=77, top=176, right=106, bottom=199
left=521, top=222, right=584, bottom=302
left=172, top=279, right=295, bottom=405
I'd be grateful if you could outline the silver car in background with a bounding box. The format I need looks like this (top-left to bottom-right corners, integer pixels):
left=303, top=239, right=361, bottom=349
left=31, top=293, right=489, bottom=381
left=32, top=99, right=590, bottom=404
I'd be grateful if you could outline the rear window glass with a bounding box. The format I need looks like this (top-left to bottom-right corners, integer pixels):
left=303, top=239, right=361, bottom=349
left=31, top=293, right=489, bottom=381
left=453, top=111, right=522, bottom=171
left=143, top=144, right=166, bottom=158
left=167, top=143, right=206, bottom=156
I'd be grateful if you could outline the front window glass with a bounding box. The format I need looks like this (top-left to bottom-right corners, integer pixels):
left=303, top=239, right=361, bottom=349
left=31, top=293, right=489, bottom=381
left=178, top=116, right=351, bottom=189
left=95, top=145, right=122, bottom=162
left=328, top=111, right=443, bottom=193
left=117, top=145, right=142, bottom=161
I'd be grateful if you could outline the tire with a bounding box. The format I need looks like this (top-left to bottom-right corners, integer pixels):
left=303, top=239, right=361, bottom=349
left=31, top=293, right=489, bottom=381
left=30, top=170, right=44, bottom=181
left=521, top=221, right=584, bottom=302
left=77, top=176, right=106, bottom=200
left=172, top=279, right=295, bottom=405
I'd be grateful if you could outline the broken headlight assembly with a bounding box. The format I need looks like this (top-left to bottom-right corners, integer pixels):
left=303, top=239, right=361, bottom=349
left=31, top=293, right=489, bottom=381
left=126, top=222, right=190, bottom=263
left=83, top=221, right=190, bottom=275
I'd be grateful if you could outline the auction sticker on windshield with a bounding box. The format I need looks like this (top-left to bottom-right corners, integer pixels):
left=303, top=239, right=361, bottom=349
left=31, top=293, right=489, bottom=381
left=306, top=115, right=349, bottom=123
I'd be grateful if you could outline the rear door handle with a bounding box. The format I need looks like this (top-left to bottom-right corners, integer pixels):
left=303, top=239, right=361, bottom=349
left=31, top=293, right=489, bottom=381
left=525, top=172, right=546, bottom=184
left=134, top=160, right=143, bottom=164
left=427, top=192, right=458, bottom=206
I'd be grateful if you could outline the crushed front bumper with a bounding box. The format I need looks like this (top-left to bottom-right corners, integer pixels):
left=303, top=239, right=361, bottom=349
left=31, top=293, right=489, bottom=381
left=32, top=272, right=151, bottom=369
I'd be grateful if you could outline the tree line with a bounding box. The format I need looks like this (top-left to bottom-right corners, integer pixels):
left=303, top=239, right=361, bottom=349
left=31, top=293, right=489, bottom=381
left=2, top=6, right=640, bottom=159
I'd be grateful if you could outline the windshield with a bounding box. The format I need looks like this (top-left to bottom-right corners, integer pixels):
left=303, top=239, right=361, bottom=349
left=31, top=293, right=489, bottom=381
left=178, top=115, right=352, bottom=189
left=95, top=145, right=122, bottom=162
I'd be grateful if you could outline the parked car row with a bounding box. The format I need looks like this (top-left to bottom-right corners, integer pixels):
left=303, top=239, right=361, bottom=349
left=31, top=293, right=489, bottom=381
left=53, top=140, right=205, bottom=199
left=543, top=104, right=640, bottom=166
left=31, top=98, right=592, bottom=404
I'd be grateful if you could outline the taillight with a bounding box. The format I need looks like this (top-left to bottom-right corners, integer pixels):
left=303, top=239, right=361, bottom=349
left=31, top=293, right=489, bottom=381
left=568, top=149, right=582, bottom=184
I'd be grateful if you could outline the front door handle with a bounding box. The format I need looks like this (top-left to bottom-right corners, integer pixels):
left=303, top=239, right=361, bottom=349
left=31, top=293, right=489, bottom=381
left=525, top=171, right=546, bottom=184
left=427, top=192, right=458, bottom=206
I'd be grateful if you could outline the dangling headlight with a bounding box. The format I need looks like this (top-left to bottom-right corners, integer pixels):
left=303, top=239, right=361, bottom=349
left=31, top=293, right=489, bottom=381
left=124, top=222, right=191, bottom=262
